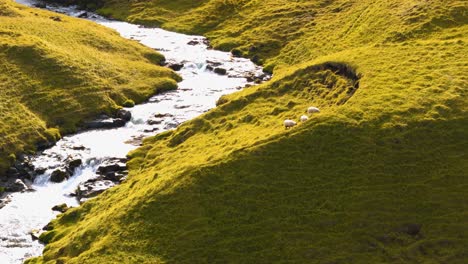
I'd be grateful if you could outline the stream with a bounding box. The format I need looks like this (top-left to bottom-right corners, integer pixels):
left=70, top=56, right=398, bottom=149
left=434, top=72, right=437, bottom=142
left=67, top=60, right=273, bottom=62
left=0, top=1, right=265, bottom=262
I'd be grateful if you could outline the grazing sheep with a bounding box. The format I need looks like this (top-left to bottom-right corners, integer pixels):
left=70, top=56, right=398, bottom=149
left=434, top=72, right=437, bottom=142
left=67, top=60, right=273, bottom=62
left=300, top=115, right=309, bottom=122
left=284, top=120, right=297, bottom=129
left=307, top=106, right=320, bottom=114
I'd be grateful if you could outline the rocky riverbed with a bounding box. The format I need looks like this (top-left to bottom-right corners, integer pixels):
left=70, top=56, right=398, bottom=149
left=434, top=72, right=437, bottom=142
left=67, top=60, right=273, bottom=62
left=0, top=0, right=268, bottom=262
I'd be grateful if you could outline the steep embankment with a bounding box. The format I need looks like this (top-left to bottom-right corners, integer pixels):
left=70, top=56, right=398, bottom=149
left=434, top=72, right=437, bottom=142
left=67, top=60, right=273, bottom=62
left=0, top=0, right=180, bottom=177
left=29, top=0, right=467, bottom=263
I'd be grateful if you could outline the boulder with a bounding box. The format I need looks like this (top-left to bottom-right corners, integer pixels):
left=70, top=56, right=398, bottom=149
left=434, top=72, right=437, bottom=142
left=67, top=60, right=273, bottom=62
left=154, top=113, right=173, bottom=118
left=67, top=158, right=82, bottom=172
left=164, top=121, right=180, bottom=130
left=174, top=104, right=190, bottom=109
left=51, top=203, right=69, bottom=213
left=147, top=119, right=163, bottom=125
left=84, top=118, right=127, bottom=129
left=143, top=128, right=159, bottom=133
left=206, top=60, right=222, bottom=67
left=103, top=171, right=126, bottom=182
left=167, top=63, right=184, bottom=71
left=112, top=118, right=127, bottom=127
left=231, top=49, right=242, bottom=57
left=97, top=160, right=127, bottom=175
left=5, top=179, right=27, bottom=192
left=187, top=40, right=199, bottom=45
left=34, top=167, right=47, bottom=175
left=75, top=180, right=115, bottom=202
left=116, top=109, right=132, bottom=121
left=72, top=145, right=86, bottom=151
left=77, top=12, right=88, bottom=18
left=214, top=67, right=227, bottom=75
left=50, top=169, right=70, bottom=183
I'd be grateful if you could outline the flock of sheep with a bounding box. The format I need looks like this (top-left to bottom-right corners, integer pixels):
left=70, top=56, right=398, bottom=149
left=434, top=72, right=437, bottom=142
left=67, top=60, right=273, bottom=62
left=284, top=106, right=320, bottom=129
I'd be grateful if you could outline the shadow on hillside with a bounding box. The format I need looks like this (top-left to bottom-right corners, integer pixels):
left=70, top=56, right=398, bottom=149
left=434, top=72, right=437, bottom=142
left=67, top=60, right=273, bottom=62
left=105, top=115, right=468, bottom=263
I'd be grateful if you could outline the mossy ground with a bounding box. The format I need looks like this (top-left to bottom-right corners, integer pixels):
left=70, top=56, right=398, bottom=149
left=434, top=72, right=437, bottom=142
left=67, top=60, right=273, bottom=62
left=22, top=0, right=468, bottom=263
left=0, top=0, right=180, bottom=175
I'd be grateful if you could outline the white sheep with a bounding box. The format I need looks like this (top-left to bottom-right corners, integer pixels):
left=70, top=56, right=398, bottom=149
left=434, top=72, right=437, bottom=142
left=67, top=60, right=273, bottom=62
left=307, top=106, right=320, bottom=114
left=300, top=115, right=309, bottom=122
left=284, top=120, right=297, bottom=129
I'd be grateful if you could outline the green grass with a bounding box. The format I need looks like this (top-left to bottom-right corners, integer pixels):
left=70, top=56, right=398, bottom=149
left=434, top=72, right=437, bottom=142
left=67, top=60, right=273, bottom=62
left=0, top=0, right=180, bottom=175
left=23, top=0, right=468, bottom=263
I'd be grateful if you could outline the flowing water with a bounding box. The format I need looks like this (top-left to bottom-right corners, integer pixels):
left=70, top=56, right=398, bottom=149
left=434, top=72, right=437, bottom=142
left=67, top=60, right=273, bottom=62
left=1, top=1, right=265, bottom=262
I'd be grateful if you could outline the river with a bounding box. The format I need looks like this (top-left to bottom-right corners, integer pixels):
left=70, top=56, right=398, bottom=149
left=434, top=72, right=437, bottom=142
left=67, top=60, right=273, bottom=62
left=0, top=1, right=265, bottom=262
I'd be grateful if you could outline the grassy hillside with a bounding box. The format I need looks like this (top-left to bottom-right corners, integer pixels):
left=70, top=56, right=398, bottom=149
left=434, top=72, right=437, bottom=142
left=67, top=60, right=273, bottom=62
left=28, top=0, right=468, bottom=263
left=0, top=0, right=180, bottom=175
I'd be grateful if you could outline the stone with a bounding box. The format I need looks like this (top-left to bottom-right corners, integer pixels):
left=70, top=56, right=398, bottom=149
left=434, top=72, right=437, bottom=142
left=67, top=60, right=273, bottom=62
left=75, top=180, right=115, bottom=202
left=67, top=158, right=82, bottom=172
left=97, top=160, right=127, bottom=175
left=154, top=113, right=173, bottom=118
left=167, top=63, right=184, bottom=71
left=164, top=121, right=179, bottom=129
left=116, top=109, right=132, bottom=121
left=84, top=117, right=127, bottom=129
left=5, top=179, right=27, bottom=192
left=214, top=67, right=227, bottom=75
left=231, top=49, right=242, bottom=57
left=147, top=119, right=163, bottom=125
left=34, top=167, right=47, bottom=175
left=103, top=172, right=125, bottom=182
left=50, top=169, right=70, bottom=183
left=187, top=40, right=199, bottom=45
left=77, top=12, right=88, bottom=18
left=72, top=145, right=86, bottom=151
left=51, top=203, right=69, bottom=213
left=174, top=105, right=190, bottom=109
left=206, top=60, right=222, bottom=67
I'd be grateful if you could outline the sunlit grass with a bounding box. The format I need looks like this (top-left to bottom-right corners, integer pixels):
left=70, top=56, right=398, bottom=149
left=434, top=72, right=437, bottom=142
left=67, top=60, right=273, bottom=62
left=21, top=0, right=468, bottom=263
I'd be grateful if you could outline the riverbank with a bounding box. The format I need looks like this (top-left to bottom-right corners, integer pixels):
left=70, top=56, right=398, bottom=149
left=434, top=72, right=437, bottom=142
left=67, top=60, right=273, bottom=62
left=0, top=0, right=180, bottom=179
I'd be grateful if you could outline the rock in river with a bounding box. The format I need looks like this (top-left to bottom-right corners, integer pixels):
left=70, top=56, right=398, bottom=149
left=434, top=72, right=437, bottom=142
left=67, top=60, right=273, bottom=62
left=50, top=169, right=70, bottom=183
left=214, top=67, right=227, bottom=75
left=116, top=109, right=132, bottom=121
left=97, top=159, right=127, bottom=175
left=75, top=180, right=115, bottom=202
left=51, top=203, right=69, bottom=213
left=167, top=62, right=184, bottom=71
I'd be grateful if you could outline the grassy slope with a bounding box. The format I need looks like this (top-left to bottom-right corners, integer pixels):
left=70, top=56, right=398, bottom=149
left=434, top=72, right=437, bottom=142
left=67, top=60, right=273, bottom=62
left=29, top=0, right=468, bottom=263
left=0, top=0, right=180, bottom=175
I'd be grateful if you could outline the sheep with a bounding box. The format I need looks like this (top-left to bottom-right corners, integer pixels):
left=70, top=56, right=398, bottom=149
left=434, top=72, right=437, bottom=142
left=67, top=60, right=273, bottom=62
left=284, top=120, right=297, bottom=129
left=300, top=115, right=309, bottom=122
left=307, top=106, right=320, bottom=114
